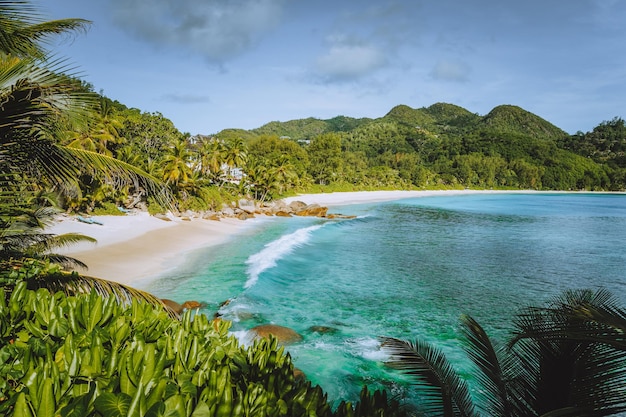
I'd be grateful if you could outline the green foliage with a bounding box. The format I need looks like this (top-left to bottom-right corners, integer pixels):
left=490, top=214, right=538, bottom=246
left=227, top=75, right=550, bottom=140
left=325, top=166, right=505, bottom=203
left=147, top=196, right=167, bottom=215
left=423, top=103, right=481, bottom=129
left=384, top=105, right=436, bottom=128
left=477, top=105, right=567, bottom=140
left=0, top=283, right=405, bottom=416
left=91, top=202, right=126, bottom=216
left=382, top=288, right=626, bottom=417
left=307, top=133, right=343, bottom=185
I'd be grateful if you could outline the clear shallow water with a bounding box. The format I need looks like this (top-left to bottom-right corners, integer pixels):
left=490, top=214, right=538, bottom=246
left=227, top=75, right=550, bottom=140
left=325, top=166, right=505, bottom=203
left=146, top=193, right=626, bottom=406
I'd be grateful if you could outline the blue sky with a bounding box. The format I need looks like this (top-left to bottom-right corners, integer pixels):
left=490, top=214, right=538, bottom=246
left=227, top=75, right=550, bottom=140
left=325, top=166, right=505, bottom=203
left=48, top=0, right=625, bottom=135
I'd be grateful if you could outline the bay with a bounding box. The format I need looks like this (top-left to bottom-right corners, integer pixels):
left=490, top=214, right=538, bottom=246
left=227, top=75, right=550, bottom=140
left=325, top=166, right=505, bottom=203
left=145, top=192, right=626, bottom=406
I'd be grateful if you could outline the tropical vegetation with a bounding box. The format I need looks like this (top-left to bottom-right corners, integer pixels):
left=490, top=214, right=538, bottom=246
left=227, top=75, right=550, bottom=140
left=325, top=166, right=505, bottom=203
left=2, top=1, right=626, bottom=416
left=0, top=281, right=404, bottom=416
left=382, top=288, right=626, bottom=416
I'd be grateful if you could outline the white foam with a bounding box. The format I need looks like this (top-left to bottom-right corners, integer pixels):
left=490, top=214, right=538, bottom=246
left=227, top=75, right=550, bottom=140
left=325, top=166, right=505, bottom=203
left=244, top=224, right=324, bottom=288
left=231, top=330, right=255, bottom=346
left=348, top=337, right=391, bottom=361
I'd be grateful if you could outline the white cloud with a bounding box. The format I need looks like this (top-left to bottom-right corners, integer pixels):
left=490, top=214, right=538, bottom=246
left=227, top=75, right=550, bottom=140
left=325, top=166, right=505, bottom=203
left=314, top=36, right=387, bottom=82
left=430, top=59, right=471, bottom=82
left=109, top=0, right=286, bottom=62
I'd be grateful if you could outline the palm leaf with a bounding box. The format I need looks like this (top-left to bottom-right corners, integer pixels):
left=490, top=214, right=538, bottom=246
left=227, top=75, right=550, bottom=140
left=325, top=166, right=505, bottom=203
left=0, top=1, right=90, bottom=58
left=509, top=289, right=626, bottom=416
left=0, top=56, right=171, bottom=206
left=459, top=314, right=514, bottom=417
left=32, top=271, right=179, bottom=318
left=381, top=336, right=478, bottom=417
left=62, top=146, right=172, bottom=208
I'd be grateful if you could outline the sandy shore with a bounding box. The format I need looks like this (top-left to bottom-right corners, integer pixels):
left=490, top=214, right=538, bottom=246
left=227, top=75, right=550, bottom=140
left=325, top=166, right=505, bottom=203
left=47, top=212, right=261, bottom=287
left=46, top=190, right=531, bottom=288
left=282, top=189, right=539, bottom=206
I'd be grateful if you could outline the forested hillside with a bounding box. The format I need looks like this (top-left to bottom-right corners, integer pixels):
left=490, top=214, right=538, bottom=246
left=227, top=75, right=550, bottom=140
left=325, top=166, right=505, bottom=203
left=215, top=102, right=624, bottom=194
left=52, top=92, right=625, bottom=216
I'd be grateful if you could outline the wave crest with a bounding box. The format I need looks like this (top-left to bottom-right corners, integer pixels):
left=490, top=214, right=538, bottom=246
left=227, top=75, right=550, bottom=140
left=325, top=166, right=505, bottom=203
left=244, top=224, right=324, bottom=288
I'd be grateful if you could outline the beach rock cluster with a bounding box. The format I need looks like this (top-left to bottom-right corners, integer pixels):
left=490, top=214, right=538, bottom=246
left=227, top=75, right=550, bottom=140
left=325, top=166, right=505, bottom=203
left=165, top=199, right=356, bottom=222
left=161, top=298, right=206, bottom=314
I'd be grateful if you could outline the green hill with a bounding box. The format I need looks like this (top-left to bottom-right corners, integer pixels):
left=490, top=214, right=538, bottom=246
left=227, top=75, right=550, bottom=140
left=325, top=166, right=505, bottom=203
left=383, top=104, right=436, bottom=128
left=425, top=103, right=481, bottom=131
left=251, top=115, right=370, bottom=141
left=477, top=104, right=567, bottom=140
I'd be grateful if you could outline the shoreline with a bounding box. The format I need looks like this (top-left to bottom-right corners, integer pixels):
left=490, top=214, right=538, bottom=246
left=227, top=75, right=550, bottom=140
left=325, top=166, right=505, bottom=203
left=46, top=189, right=612, bottom=288
left=47, top=212, right=264, bottom=287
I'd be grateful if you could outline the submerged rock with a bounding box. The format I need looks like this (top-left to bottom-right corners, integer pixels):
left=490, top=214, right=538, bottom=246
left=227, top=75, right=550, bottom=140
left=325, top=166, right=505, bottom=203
left=308, top=325, right=339, bottom=334
left=326, top=214, right=357, bottom=220
left=250, top=324, right=303, bottom=344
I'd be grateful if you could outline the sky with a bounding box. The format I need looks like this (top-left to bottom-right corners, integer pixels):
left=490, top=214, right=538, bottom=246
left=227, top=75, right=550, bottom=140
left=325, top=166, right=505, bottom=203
left=48, top=0, right=626, bottom=135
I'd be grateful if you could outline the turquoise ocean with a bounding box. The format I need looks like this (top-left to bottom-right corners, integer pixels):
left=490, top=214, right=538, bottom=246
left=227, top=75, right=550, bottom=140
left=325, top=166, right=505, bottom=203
left=145, top=192, right=626, bottom=406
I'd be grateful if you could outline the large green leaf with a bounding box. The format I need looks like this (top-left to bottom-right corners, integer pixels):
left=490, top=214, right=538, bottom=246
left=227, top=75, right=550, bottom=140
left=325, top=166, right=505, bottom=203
left=93, top=392, right=132, bottom=417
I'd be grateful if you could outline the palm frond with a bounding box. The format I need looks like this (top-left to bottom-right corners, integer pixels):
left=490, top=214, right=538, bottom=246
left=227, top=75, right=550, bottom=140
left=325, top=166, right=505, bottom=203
left=31, top=271, right=179, bottom=318
left=460, top=314, right=513, bottom=417
left=0, top=1, right=90, bottom=58
left=381, top=336, right=478, bottom=417
left=509, top=289, right=626, bottom=416
left=511, top=288, right=626, bottom=350
left=62, top=147, right=172, bottom=208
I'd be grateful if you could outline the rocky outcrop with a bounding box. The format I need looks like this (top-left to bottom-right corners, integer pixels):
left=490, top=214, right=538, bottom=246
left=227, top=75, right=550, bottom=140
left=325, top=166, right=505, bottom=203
left=295, top=203, right=327, bottom=217
left=250, top=324, right=303, bottom=344
left=181, top=300, right=204, bottom=309
left=156, top=198, right=356, bottom=222
left=293, top=367, right=306, bottom=381
left=288, top=200, right=308, bottom=212
left=162, top=299, right=207, bottom=314
left=238, top=198, right=257, bottom=214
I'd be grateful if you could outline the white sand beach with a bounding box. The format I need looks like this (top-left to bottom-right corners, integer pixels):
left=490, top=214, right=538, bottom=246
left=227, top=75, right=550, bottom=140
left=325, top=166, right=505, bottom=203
left=47, top=190, right=531, bottom=287
left=47, top=212, right=259, bottom=287
left=282, top=189, right=529, bottom=206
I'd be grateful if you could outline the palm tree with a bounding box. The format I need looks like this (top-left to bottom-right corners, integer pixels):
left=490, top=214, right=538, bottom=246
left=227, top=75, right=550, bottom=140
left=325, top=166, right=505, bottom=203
left=0, top=191, right=95, bottom=271
left=161, top=138, right=192, bottom=190
left=382, top=337, right=478, bottom=417
left=382, top=289, right=626, bottom=416
left=0, top=2, right=166, bottom=201
left=65, top=98, right=124, bottom=157
left=0, top=1, right=173, bottom=312
left=508, top=289, right=626, bottom=416
left=223, top=136, right=247, bottom=180
left=244, top=157, right=279, bottom=201
left=271, top=155, right=298, bottom=195
left=197, top=137, right=227, bottom=183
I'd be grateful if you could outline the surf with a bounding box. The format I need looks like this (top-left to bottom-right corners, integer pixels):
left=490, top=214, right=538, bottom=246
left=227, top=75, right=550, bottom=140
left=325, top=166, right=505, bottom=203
left=244, top=224, right=325, bottom=289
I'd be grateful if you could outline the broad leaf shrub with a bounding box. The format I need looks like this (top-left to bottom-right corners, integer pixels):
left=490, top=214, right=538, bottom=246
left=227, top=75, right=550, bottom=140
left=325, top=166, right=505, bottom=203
left=0, top=282, right=405, bottom=416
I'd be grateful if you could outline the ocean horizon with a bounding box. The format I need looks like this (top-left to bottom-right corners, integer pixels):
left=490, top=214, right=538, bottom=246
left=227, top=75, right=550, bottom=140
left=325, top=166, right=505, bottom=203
left=146, top=192, right=626, bottom=406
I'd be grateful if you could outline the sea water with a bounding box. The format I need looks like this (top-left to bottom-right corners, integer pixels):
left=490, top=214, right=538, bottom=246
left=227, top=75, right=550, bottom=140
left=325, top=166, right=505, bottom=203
left=145, top=192, right=626, bottom=406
